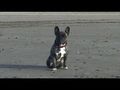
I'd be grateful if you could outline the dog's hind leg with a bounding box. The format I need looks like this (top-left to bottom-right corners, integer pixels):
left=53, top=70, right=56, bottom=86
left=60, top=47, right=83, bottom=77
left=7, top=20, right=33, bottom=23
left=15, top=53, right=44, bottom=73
left=46, top=59, right=52, bottom=68
left=47, top=56, right=57, bottom=71
left=46, top=56, right=54, bottom=68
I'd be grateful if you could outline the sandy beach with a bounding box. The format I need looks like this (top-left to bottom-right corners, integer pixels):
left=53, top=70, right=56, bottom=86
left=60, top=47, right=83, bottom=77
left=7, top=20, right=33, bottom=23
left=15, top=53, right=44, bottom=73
left=0, top=12, right=120, bottom=78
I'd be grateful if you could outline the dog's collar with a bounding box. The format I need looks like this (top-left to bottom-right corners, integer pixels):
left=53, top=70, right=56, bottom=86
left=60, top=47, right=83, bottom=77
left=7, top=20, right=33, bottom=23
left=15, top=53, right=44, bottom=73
left=59, top=43, right=66, bottom=48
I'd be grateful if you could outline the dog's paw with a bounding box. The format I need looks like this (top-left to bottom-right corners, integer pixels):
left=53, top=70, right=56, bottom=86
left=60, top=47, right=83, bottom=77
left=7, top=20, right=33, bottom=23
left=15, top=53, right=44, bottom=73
left=52, top=68, right=57, bottom=71
left=64, top=66, right=68, bottom=70
left=60, top=66, right=68, bottom=70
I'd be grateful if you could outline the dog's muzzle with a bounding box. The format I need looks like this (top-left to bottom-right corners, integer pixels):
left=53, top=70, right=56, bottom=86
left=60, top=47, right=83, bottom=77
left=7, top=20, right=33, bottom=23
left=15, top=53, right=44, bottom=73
left=59, top=41, right=67, bottom=48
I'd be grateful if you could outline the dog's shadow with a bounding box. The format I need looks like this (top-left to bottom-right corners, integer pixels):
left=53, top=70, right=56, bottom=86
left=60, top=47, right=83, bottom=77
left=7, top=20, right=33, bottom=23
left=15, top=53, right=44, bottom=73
left=0, top=64, right=48, bottom=71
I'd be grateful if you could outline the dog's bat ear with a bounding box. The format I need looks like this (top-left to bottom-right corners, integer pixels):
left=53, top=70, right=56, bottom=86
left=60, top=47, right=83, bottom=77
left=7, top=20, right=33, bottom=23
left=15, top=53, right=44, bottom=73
left=65, top=26, right=70, bottom=36
left=54, top=26, right=60, bottom=36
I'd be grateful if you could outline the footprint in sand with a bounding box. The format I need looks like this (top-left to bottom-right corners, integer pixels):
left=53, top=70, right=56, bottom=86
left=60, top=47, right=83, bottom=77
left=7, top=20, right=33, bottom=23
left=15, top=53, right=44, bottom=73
left=0, top=48, right=4, bottom=53
left=88, top=56, right=92, bottom=59
left=0, top=33, right=3, bottom=37
left=74, top=75, right=78, bottom=78
left=111, top=47, right=117, bottom=51
left=116, top=49, right=120, bottom=52
left=83, top=61, right=87, bottom=64
left=82, top=40, right=86, bottom=42
left=99, top=54, right=103, bottom=56
left=1, top=48, right=4, bottom=51
left=41, top=41, right=46, bottom=44
left=76, top=59, right=80, bottom=61
left=95, top=69, right=100, bottom=72
left=103, top=40, right=109, bottom=42
left=8, top=37, right=10, bottom=39
left=15, top=37, right=18, bottom=39
left=74, top=68, right=79, bottom=71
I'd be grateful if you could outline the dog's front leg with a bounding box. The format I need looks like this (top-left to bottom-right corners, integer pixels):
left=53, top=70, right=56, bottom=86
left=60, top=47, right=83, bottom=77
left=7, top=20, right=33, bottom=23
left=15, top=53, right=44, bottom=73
left=63, top=54, right=68, bottom=70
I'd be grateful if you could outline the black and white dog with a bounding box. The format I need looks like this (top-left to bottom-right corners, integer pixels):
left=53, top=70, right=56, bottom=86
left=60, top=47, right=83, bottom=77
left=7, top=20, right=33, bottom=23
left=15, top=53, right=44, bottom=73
left=46, top=26, right=70, bottom=71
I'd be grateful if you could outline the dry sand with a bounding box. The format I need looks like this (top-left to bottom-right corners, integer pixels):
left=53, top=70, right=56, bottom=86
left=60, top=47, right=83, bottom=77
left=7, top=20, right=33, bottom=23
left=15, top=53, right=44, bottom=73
left=0, top=12, right=120, bottom=78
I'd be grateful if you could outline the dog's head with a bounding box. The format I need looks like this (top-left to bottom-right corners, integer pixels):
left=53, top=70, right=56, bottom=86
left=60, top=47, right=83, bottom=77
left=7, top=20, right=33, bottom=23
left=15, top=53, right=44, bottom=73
left=54, top=26, right=70, bottom=47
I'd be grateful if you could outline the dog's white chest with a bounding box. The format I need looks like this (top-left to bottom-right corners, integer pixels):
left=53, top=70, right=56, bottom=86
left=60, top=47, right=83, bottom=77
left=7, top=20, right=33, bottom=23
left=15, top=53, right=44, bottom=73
left=59, top=47, right=66, bottom=57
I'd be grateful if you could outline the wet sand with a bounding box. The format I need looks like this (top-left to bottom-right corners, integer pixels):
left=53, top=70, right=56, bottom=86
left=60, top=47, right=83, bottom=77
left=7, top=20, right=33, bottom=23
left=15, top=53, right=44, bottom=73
left=0, top=12, right=120, bottom=78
